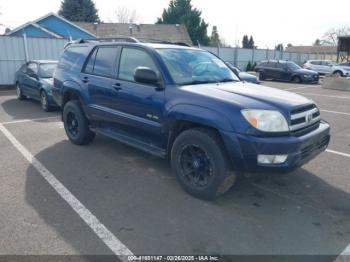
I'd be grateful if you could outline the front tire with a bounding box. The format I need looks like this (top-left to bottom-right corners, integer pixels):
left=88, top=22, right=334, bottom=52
left=258, top=71, right=265, bottom=81
left=40, top=90, right=51, bottom=112
left=292, top=76, right=302, bottom=83
left=171, top=128, right=236, bottom=200
left=63, top=100, right=95, bottom=145
left=16, top=83, right=25, bottom=100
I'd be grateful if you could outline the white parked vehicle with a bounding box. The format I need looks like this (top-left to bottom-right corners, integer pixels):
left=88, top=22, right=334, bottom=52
left=303, top=60, right=350, bottom=77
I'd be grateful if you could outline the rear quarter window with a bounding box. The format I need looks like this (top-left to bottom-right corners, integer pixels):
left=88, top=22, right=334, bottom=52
left=58, top=45, right=90, bottom=72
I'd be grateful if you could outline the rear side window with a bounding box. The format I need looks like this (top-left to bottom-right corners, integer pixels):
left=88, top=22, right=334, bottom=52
left=118, top=48, right=158, bottom=82
left=92, top=47, right=118, bottom=77
left=276, top=63, right=285, bottom=69
left=58, top=46, right=89, bottom=71
left=310, top=61, right=320, bottom=65
left=267, top=62, right=276, bottom=68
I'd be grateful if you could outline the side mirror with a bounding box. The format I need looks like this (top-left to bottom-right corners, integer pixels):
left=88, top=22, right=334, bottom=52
left=134, top=67, right=160, bottom=86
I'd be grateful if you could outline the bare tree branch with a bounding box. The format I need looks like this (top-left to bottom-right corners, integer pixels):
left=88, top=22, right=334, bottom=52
left=115, top=6, right=140, bottom=24
left=322, top=27, right=350, bottom=46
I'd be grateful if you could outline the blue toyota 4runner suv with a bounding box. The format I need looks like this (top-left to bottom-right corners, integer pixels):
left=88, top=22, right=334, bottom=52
left=53, top=39, right=330, bottom=200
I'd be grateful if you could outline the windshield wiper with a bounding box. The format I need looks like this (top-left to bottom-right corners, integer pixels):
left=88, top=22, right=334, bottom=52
left=216, top=78, right=238, bottom=83
left=181, top=80, right=218, bottom=86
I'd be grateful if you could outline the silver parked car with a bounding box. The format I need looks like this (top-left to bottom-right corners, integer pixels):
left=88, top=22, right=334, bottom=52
left=303, top=60, right=350, bottom=77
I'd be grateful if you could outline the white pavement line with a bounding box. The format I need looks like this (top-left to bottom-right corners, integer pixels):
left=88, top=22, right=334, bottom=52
left=333, top=246, right=350, bottom=262
left=0, top=123, right=133, bottom=259
left=326, top=149, right=350, bottom=158
left=295, top=92, right=350, bottom=100
left=1, top=116, right=60, bottom=125
left=320, top=110, right=350, bottom=116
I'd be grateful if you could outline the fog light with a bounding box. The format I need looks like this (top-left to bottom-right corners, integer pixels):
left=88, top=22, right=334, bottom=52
left=258, top=155, right=288, bottom=164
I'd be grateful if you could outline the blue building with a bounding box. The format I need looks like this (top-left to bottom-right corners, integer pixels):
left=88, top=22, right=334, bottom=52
left=6, top=12, right=96, bottom=39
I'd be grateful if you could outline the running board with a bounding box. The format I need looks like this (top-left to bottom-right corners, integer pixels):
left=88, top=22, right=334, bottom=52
left=91, top=127, right=167, bottom=158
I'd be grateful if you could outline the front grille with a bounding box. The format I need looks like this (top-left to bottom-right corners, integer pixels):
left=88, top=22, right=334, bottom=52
left=290, top=104, right=321, bottom=132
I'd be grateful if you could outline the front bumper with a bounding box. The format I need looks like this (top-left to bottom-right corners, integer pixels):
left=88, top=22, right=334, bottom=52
left=302, top=74, right=319, bottom=83
left=221, top=121, right=330, bottom=173
left=47, top=91, right=58, bottom=107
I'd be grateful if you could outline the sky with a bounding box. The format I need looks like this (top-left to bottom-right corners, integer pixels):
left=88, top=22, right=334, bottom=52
left=0, top=0, right=349, bottom=48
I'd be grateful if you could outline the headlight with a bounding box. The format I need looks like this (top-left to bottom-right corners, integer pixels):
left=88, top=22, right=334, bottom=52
left=241, top=109, right=289, bottom=132
left=303, top=74, right=312, bottom=78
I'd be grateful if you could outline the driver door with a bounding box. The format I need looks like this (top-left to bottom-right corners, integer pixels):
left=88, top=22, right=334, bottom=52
left=112, top=47, right=165, bottom=147
left=23, top=62, right=40, bottom=98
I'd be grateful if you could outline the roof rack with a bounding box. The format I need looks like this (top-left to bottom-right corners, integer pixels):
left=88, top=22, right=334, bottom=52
left=64, top=37, right=191, bottom=48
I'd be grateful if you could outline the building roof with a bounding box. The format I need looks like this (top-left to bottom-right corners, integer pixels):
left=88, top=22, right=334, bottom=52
left=6, top=12, right=96, bottom=39
left=285, top=45, right=337, bottom=54
left=74, top=22, right=193, bottom=46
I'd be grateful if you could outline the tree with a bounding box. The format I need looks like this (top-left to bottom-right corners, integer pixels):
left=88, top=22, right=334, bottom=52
left=313, top=39, right=321, bottom=46
left=246, top=61, right=252, bottom=71
left=275, top=43, right=284, bottom=51
left=157, top=0, right=210, bottom=45
left=248, top=36, right=255, bottom=49
left=58, top=0, right=100, bottom=23
left=242, top=35, right=255, bottom=49
left=115, top=6, right=140, bottom=24
left=242, top=35, right=249, bottom=48
left=287, top=43, right=293, bottom=47
left=322, top=27, right=350, bottom=46
left=210, top=26, right=221, bottom=47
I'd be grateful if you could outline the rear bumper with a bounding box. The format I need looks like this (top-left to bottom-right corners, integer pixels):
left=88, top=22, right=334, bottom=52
left=221, top=121, right=330, bottom=173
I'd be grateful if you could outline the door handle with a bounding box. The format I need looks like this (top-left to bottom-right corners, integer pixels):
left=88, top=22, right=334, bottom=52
left=81, top=77, right=89, bottom=83
left=112, top=83, right=122, bottom=91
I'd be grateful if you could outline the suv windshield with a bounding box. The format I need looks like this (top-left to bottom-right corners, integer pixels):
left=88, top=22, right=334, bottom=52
left=286, top=62, right=301, bottom=70
left=157, top=49, right=239, bottom=85
left=39, top=63, right=57, bottom=78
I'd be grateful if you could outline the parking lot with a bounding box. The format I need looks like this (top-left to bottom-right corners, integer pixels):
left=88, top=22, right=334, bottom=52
left=0, top=81, right=350, bottom=261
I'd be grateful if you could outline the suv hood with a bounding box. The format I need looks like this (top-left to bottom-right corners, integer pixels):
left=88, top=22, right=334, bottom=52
left=182, top=82, right=312, bottom=111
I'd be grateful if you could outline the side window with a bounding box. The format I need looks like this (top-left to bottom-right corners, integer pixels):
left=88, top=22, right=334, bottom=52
left=27, top=63, right=38, bottom=74
left=84, top=48, right=98, bottom=74
left=276, top=63, right=284, bottom=69
left=268, top=62, right=277, bottom=68
left=93, top=47, right=118, bottom=77
left=118, top=48, right=158, bottom=82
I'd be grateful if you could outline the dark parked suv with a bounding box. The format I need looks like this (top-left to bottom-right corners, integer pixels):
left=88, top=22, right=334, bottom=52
left=53, top=39, right=330, bottom=200
left=256, top=60, right=319, bottom=83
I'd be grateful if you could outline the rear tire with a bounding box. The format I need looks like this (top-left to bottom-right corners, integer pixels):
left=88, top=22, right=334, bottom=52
left=333, top=71, right=343, bottom=77
left=171, top=128, right=236, bottom=200
left=63, top=100, right=95, bottom=145
left=16, top=83, right=25, bottom=100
